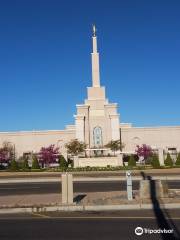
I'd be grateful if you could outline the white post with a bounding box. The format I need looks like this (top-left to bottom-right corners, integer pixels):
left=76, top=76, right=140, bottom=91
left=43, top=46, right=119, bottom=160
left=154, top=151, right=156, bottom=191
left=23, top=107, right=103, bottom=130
left=67, top=174, right=73, bottom=204
left=62, top=174, right=68, bottom=204
left=61, top=173, right=73, bottom=205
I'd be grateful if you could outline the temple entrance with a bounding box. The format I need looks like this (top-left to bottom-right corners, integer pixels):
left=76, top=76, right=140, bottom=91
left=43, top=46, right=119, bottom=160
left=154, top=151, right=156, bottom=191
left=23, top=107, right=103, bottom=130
left=93, top=126, right=103, bottom=150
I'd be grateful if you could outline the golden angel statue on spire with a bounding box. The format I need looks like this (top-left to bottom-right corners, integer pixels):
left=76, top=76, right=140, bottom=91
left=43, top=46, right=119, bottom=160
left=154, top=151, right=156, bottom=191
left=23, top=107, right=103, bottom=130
left=92, top=24, right=96, bottom=37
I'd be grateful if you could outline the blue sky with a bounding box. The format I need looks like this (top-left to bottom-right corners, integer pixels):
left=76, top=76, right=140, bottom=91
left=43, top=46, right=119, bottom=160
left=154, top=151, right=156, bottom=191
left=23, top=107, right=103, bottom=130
left=0, top=0, right=180, bottom=131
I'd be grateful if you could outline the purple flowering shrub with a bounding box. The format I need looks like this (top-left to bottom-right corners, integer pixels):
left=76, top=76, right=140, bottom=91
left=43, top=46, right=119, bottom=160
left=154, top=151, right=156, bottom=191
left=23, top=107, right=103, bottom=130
left=135, top=144, right=152, bottom=161
left=0, top=148, right=9, bottom=164
left=0, top=142, right=14, bottom=165
left=38, top=144, right=60, bottom=167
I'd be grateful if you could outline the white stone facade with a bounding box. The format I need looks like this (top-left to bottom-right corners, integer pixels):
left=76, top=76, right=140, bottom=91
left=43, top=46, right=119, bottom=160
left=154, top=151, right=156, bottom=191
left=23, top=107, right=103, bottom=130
left=121, top=126, right=180, bottom=153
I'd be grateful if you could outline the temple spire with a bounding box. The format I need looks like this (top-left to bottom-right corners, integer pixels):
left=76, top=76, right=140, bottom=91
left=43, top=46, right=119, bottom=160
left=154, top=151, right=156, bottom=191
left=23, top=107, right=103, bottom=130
left=92, top=24, right=96, bottom=37
left=91, top=25, right=100, bottom=87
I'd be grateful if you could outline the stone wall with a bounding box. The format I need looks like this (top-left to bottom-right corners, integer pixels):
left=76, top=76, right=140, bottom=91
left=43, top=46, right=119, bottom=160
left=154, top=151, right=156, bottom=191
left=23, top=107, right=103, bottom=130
left=121, top=126, right=180, bottom=152
left=73, top=155, right=123, bottom=167
left=0, top=129, right=75, bottom=158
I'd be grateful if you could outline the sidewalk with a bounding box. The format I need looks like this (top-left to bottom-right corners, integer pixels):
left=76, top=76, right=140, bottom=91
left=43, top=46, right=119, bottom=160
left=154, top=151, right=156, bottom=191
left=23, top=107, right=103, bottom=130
left=1, top=191, right=180, bottom=214
left=0, top=175, right=180, bottom=184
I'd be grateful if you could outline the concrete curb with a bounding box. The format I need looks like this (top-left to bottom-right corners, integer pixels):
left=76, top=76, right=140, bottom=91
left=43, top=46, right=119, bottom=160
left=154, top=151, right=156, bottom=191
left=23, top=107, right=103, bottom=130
left=0, top=176, right=180, bottom=183
left=0, top=203, right=180, bottom=214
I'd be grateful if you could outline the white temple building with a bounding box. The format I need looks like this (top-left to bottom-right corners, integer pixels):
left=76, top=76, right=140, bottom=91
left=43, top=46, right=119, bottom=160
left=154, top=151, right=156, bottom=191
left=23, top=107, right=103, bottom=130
left=0, top=27, right=180, bottom=160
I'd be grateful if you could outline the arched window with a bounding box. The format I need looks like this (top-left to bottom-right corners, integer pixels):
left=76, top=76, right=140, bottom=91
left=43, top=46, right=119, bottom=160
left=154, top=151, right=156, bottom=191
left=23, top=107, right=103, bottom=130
left=132, top=137, right=140, bottom=145
left=93, top=126, right=103, bottom=147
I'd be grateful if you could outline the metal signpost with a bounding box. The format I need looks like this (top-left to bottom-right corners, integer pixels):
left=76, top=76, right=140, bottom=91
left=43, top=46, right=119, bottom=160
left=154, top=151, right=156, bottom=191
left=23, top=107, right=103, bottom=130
left=126, top=171, right=133, bottom=200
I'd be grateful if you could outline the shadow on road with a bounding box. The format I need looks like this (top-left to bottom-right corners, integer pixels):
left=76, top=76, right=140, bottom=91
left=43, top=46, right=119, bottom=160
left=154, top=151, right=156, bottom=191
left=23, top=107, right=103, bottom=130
left=73, top=194, right=86, bottom=204
left=140, top=171, right=180, bottom=239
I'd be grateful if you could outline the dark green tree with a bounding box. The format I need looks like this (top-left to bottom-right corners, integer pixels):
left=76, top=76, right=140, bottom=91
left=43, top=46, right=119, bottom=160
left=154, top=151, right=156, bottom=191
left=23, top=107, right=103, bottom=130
left=22, top=158, right=29, bottom=170
left=164, top=153, right=173, bottom=167
left=10, top=159, right=19, bottom=171
left=32, top=155, right=40, bottom=169
left=175, top=152, right=180, bottom=166
left=128, top=155, right=136, bottom=167
left=58, top=155, right=68, bottom=170
left=151, top=154, right=160, bottom=168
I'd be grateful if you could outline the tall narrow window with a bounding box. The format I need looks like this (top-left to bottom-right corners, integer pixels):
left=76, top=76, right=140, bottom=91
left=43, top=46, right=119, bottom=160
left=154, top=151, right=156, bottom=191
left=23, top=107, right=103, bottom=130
left=93, top=126, right=103, bottom=147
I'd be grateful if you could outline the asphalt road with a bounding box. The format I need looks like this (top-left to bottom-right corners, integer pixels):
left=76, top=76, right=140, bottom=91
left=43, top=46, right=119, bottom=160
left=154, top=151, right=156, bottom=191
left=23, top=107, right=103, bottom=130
left=0, top=180, right=179, bottom=196
left=0, top=210, right=180, bottom=240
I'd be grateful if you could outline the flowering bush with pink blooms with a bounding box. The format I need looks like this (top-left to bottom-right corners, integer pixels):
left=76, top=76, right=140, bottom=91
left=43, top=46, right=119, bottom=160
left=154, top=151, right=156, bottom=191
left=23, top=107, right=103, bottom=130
left=0, top=142, right=14, bottom=165
left=0, top=148, right=9, bottom=164
left=38, top=144, right=60, bottom=167
left=135, top=144, right=153, bottom=162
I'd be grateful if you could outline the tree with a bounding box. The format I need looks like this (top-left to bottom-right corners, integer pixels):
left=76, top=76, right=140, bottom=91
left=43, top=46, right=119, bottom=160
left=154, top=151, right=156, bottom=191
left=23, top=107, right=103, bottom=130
left=0, top=148, right=8, bottom=164
left=151, top=154, right=160, bottom=168
left=10, top=159, right=19, bottom=171
left=58, top=155, right=68, bottom=170
left=22, top=158, right=29, bottom=170
left=0, top=142, right=14, bottom=165
left=105, top=140, right=125, bottom=156
left=135, top=144, right=152, bottom=163
left=175, top=153, right=180, bottom=166
left=65, top=139, right=86, bottom=156
left=32, top=154, right=40, bottom=169
left=128, top=155, right=136, bottom=167
left=38, top=144, right=59, bottom=167
left=164, top=153, right=173, bottom=167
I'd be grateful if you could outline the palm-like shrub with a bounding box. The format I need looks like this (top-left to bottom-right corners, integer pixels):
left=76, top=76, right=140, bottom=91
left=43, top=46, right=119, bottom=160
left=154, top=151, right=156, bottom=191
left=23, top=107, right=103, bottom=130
left=65, top=139, right=86, bottom=156
left=105, top=140, right=125, bottom=156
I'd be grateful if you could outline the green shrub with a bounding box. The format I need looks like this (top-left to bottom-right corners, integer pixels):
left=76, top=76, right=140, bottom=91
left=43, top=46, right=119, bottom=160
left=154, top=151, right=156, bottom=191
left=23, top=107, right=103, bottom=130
left=151, top=154, right=160, bottom=168
left=136, top=165, right=146, bottom=170
left=10, top=159, right=19, bottom=171
left=22, top=159, right=29, bottom=171
left=175, top=153, right=180, bottom=166
left=32, top=155, right=40, bottom=169
left=128, top=155, right=136, bottom=167
left=164, top=153, right=173, bottom=167
left=59, top=155, right=68, bottom=170
left=31, top=169, right=43, bottom=172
